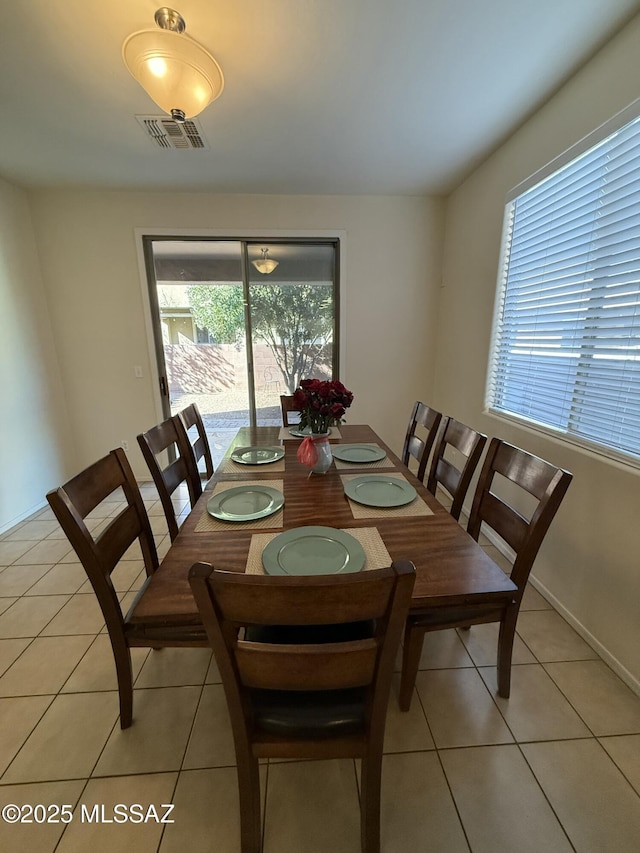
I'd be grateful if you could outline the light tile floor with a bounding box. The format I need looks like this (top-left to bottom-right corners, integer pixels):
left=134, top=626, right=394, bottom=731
left=1, top=483, right=640, bottom=852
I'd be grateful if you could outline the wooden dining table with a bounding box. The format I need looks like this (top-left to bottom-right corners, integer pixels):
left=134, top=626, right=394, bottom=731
left=129, top=425, right=517, bottom=678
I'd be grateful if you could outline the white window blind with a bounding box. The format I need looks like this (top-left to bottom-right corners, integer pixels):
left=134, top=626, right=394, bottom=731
left=487, top=112, right=640, bottom=464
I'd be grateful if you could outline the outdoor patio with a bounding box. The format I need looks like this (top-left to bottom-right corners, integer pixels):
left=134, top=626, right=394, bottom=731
left=170, top=388, right=288, bottom=469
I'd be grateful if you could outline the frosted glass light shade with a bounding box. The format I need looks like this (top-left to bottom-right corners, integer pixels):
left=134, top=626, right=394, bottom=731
left=252, top=248, right=279, bottom=274
left=253, top=258, right=279, bottom=274
left=122, top=29, right=224, bottom=120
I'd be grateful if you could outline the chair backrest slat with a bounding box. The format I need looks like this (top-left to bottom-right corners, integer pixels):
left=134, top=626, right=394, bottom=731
left=476, top=491, right=529, bottom=554
left=492, top=440, right=559, bottom=500
left=61, top=455, right=126, bottom=520
left=434, top=457, right=460, bottom=498
left=236, top=640, right=378, bottom=690
left=162, top=457, right=190, bottom=496
left=96, top=505, right=147, bottom=572
left=210, top=571, right=397, bottom=624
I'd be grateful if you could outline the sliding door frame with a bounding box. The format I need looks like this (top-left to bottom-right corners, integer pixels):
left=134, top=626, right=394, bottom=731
left=135, top=228, right=346, bottom=428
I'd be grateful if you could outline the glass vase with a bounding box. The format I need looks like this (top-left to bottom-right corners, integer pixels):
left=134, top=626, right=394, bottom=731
left=310, top=435, right=333, bottom=474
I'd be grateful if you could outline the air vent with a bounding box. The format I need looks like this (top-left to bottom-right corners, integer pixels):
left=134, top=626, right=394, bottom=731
left=136, top=115, right=209, bottom=150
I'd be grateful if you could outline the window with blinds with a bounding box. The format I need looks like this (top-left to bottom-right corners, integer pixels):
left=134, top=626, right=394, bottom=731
left=487, top=109, right=640, bottom=465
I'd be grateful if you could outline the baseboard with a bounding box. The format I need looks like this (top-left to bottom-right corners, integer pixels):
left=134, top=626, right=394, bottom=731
left=528, top=573, right=640, bottom=697
left=0, top=499, right=48, bottom=536
left=458, top=506, right=640, bottom=698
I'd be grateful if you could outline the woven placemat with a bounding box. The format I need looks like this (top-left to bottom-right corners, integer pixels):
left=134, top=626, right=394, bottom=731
left=217, top=455, right=286, bottom=474
left=195, top=480, right=285, bottom=532
left=333, top=444, right=395, bottom=470
left=245, top=526, right=391, bottom=575
left=278, top=426, right=342, bottom=440
left=341, top=472, right=433, bottom=519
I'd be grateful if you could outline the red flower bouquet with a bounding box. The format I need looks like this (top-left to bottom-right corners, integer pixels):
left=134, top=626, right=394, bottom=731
left=292, top=378, right=354, bottom=435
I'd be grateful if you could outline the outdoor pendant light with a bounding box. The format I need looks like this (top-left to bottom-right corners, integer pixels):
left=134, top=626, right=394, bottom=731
left=252, top=248, right=279, bottom=275
left=122, top=7, right=224, bottom=122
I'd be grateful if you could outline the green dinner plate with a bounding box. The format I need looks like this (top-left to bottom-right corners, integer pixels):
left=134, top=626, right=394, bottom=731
left=332, top=444, right=386, bottom=463
left=289, top=427, right=331, bottom=438
left=231, top=446, right=285, bottom=465
left=344, top=475, right=417, bottom=508
left=262, top=526, right=366, bottom=576
left=207, top=485, right=284, bottom=522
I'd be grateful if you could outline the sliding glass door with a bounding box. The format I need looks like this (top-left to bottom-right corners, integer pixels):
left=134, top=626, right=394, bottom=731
left=247, top=243, right=336, bottom=425
left=144, top=238, right=339, bottom=464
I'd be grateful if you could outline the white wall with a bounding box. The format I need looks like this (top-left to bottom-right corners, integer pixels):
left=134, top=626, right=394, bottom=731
left=0, top=178, right=73, bottom=531
left=435, top=14, right=640, bottom=690
left=27, top=191, right=443, bottom=479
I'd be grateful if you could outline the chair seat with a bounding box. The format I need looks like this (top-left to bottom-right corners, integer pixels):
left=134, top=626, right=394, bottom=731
left=408, top=602, right=512, bottom=630
left=251, top=687, right=366, bottom=737
left=245, top=622, right=373, bottom=736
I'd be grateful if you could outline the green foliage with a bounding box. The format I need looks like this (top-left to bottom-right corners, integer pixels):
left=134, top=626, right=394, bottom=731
left=250, top=284, right=333, bottom=391
left=187, top=282, right=333, bottom=391
left=187, top=285, right=244, bottom=343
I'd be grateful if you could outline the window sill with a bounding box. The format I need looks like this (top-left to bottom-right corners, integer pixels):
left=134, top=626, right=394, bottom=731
left=484, top=408, right=640, bottom=477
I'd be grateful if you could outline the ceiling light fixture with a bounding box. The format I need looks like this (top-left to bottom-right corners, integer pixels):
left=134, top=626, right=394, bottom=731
left=122, top=7, right=224, bottom=123
left=252, top=248, right=279, bottom=275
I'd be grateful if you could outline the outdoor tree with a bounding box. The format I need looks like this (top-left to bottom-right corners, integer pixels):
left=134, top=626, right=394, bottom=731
left=187, top=283, right=333, bottom=392
left=253, top=283, right=333, bottom=391
left=187, top=284, right=244, bottom=344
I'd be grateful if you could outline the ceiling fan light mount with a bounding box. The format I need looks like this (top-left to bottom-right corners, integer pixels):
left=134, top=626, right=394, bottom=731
left=154, top=7, right=186, bottom=33
left=122, top=8, right=224, bottom=122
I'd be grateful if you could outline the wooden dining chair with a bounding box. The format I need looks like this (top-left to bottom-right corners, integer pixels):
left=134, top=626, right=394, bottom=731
left=175, top=402, right=214, bottom=482
left=280, top=394, right=300, bottom=426
left=401, top=401, right=442, bottom=481
left=399, top=437, right=572, bottom=710
left=137, top=416, right=202, bottom=541
left=426, top=416, right=487, bottom=520
left=46, top=448, right=207, bottom=729
left=189, top=560, right=416, bottom=853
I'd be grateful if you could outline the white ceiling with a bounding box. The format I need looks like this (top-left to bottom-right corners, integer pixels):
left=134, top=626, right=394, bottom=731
left=1, top=0, right=639, bottom=195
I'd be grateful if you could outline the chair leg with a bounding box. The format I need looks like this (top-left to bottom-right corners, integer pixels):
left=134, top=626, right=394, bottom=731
left=399, top=621, right=425, bottom=711
left=236, top=753, right=261, bottom=853
left=360, top=753, right=382, bottom=853
left=112, top=640, right=134, bottom=729
left=497, top=605, right=519, bottom=698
